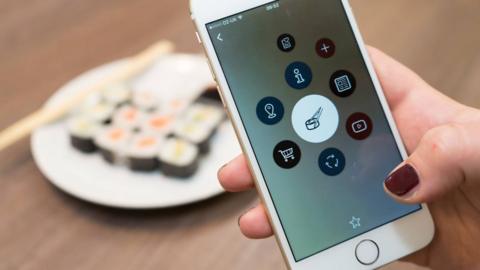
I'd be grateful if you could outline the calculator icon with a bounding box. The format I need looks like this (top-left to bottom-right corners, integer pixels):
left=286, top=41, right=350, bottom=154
left=334, top=75, right=352, bottom=93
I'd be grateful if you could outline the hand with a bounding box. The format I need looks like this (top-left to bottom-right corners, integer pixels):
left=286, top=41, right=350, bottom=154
left=218, top=47, right=480, bottom=270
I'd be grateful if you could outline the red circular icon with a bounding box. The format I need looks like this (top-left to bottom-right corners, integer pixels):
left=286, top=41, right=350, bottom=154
left=316, top=38, right=336, bottom=58
left=346, top=113, right=373, bottom=140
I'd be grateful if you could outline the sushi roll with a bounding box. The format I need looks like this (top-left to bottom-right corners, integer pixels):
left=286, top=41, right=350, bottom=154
left=133, top=90, right=159, bottom=112
left=126, top=134, right=162, bottom=172
left=94, top=126, right=131, bottom=164
left=172, top=120, right=213, bottom=154
left=164, top=99, right=188, bottom=116
left=183, top=103, right=225, bottom=130
left=158, top=138, right=199, bottom=178
left=67, top=116, right=101, bottom=153
left=196, top=86, right=223, bottom=104
left=142, top=113, right=174, bottom=136
left=113, top=105, right=146, bottom=131
left=102, top=83, right=131, bottom=107
left=82, top=102, right=115, bottom=124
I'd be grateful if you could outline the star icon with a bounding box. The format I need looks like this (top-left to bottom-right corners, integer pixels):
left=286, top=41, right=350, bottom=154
left=349, top=216, right=361, bottom=229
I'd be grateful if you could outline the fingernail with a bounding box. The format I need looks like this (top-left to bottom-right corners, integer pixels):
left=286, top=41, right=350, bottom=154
left=238, top=211, right=247, bottom=227
left=238, top=207, right=254, bottom=226
left=384, top=164, right=419, bottom=197
left=219, top=162, right=228, bottom=172
left=237, top=214, right=243, bottom=227
left=218, top=163, right=228, bottom=178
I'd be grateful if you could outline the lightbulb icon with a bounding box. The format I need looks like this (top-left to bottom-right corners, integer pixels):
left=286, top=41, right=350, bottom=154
left=264, top=103, right=277, bottom=119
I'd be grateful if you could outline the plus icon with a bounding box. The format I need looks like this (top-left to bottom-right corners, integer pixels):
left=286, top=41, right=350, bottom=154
left=316, top=38, right=336, bottom=58
left=320, top=43, right=330, bottom=53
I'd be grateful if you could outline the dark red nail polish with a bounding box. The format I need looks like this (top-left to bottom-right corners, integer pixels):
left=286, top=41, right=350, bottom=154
left=385, top=164, right=419, bottom=197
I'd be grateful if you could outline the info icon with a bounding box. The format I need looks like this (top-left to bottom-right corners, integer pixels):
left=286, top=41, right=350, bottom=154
left=316, top=38, right=336, bottom=58
left=285, top=62, right=313, bottom=90
left=273, top=140, right=301, bottom=169
left=330, top=70, right=356, bottom=97
left=318, top=148, right=346, bottom=176
left=277, top=34, right=296, bottom=52
left=346, top=112, right=373, bottom=140
left=256, top=97, right=284, bottom=125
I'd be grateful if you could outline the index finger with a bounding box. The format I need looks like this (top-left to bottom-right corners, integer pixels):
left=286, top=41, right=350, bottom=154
left=218, top=154, right=255, bottom=192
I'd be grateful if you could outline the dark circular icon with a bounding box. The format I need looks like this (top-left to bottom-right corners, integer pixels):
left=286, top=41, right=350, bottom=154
left=273, top=140, right=301, bottom=169
left=346, top=112, right=373, bottom=140
left=285, top=62, right=313, bottom=90
left=329, top=70, right=356, bottom=97
left=277, top=34, right=296, bottom=52
left=316, top=38, right=336, bottom=58
left=256, top=97, right=285, bottom=125
left=318, top=148, right=346, bottom=176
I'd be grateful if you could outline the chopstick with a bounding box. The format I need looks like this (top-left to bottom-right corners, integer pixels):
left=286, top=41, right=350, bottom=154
left=0, top=40, right=174, bottom=152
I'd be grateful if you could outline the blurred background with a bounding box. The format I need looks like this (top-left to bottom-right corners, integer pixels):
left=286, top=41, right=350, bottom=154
left=1, top=0, right=479, bottom=269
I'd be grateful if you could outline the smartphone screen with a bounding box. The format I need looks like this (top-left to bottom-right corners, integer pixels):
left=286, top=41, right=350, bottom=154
left=206, top=0, right=421, bottom=262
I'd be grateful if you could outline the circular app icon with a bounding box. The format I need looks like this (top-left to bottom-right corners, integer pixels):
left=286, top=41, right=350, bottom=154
left=273, top=140, right=301, bottom=169
left=329, top=70, right=356, bottom=97
left=285, top=62, right=313, bottom=90
left=347, top=112, right=373, bottom=140
left=316, top=38, right=336, bottom=58
left=318, top=148, right=346, bottom=176
left=256, top=97, right=285, bottom=125
left=277, top=34, right=296, bottom=53
left=291, top=95, right=339, bottom=143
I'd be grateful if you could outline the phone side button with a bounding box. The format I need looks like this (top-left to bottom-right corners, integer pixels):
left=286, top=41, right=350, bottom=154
left=215, top=84, right=227, bottom=107
left=195, top=31, right=202, bottom=44
left=206, top=60, right=216, bottom=81
left=355, top=240, right=379, bottom=266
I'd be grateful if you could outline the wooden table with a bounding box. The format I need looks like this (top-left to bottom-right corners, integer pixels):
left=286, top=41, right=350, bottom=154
left=1, top=0, right=479, bottom=269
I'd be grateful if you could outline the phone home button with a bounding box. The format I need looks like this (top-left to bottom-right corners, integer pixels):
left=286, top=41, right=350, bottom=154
left=355, top=240, right=379, bottom=265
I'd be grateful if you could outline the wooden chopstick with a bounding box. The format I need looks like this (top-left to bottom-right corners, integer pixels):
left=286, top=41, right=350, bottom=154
left=0, top=40, right=174, bottom=152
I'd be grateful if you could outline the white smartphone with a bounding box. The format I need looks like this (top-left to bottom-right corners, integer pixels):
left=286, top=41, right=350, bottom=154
left=190, top=0, right=434, bottom=269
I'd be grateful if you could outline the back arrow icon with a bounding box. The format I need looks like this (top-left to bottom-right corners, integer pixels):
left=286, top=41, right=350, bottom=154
left=217, top=33, right=223, bottom=42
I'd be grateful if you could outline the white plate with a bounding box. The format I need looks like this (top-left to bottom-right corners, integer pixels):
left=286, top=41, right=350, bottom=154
left=31, top=54, right=240, bottom=209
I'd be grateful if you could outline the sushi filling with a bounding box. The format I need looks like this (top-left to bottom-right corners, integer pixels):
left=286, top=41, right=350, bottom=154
left=133, top=91, right=159, bottom=112
left=159, top=138, right=199, bottom=178
left=113, top=105, right=145, bottom=131
left=172, top=121, right=213, bottom=154
left=68, top=116, right=101, bottom=153
left=184, top=103, right=225, bottom=130
left=95, top=127, right=131, bottom=164
left=103, top=84, right=131, bottom=107
left=167, top=99, right=188, bottom=115
left=83, top=102, right=115, bottom=124
left=142, top=114, right=174, bottom=135
left=127, top=135, right=161, bottom=172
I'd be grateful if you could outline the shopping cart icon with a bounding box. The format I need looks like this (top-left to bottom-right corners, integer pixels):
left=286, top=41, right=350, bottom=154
left=274, top=140, right=301, bottom=169
left=278, top=148, right=295, bottom=162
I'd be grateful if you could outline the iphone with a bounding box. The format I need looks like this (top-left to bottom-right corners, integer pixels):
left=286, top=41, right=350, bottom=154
left=190, top=0, right=434, bottom=269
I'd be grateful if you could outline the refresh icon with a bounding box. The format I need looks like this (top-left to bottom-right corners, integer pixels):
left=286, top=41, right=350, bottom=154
left=325, top=154, right=340, bottom=169
left=319, top=148, right=345, bottom=176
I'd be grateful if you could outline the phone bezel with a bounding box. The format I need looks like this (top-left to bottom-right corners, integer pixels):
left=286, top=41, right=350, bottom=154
left=190, top=0, right=435, bottom=269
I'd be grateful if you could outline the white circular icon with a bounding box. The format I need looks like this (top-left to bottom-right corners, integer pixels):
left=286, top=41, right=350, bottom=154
left=291, top=95, right=339, bottom=143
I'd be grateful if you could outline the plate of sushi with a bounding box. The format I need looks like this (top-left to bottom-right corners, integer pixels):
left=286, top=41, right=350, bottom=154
left=31, top=54, right=241, bottom=209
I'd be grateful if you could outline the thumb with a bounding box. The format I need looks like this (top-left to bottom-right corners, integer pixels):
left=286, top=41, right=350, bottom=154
left=384, top=123, right=478, bottom=203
